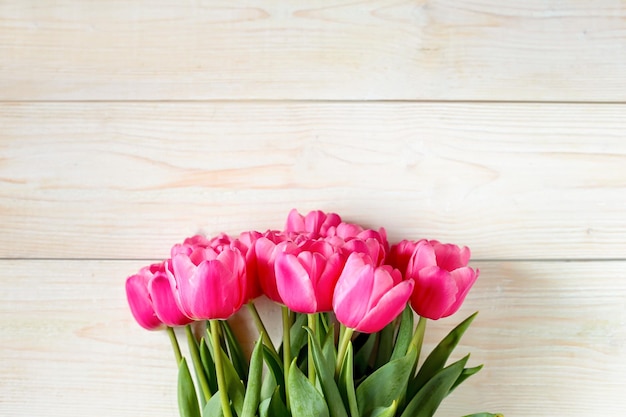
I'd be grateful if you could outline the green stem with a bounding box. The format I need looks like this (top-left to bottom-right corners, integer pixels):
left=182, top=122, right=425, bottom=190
left=282, top=306, right=292, bottom=410
left=335, top=325, right=354, bottom=377
left=210, top=320, right=233, bottom=417
left=409, top=316, right=427, bottom=373
left=166, top=326, right=183, bottom=365
left=246, top=302, right=278, bottom=357
left=185, top=325, right=212, bottom=403
left=410, top=316, right=427, bottom=363
left=307, top=313, right=317, bottom=383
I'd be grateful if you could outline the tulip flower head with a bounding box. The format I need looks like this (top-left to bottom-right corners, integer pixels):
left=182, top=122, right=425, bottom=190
left=275, top=241, right=344, bottom=313
left=253, top=235, right=299, bottom=303
left=126, top=262, right=192, bottom=330
left=285, top=208, right=342, bottom=238
left=332, top=252, right=414, bottom=333
left=405, top=240, right=479, bottom=320
left=169, top=246, right=247, bottom=321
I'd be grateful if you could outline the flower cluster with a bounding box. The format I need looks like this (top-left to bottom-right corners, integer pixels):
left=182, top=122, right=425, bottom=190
left=125, top=209, right=501, bottom=417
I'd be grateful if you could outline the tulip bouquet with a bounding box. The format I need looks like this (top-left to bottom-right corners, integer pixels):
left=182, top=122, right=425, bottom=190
left=125, top=209, right=502, bottom=417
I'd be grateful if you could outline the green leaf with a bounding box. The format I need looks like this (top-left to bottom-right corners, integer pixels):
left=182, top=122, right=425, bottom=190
left=262, top=344, right=285, bottom=400
left=321, top=326, right=337, bottom=376
left=290, top=312, right=309, bottom=359
left=373, top=322, right=395, bottom=370
left=202, top=393, right=225, bottom=417
left=356, top=347, right=417, bottom=417
left=390, top=306, right=414, bottom=361
left=260, top=370, right=277, bottom=403
left=221, top=320, right=249, bottom=384
left=369, top=402, right=397, bottom=417
left=200, top=338, right=218, bottom=395
left=221, top=348, right=246, bottom=416
left=305, top=327, right=349, bottom=417
left=288, top=358, right=330, bottom=417
left=450, top=364, right=483, bottom=393
left=178, top=358, right=201, bottom=417
left=241, top=336, right=264, bottom=417
left=260, top=387, right=290, bottom=417
left=338, top=342, right=359, bottom=417
left=409, top=312, right=478, bottom=398
left=401, top=355, right=469, bottom=417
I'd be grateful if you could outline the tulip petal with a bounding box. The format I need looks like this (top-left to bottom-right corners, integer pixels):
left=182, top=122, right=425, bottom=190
left=357, top=279, right=414, bottom=333
left=192, top=260, right=238, bottom=320
left=433, top=242, right=470, bottom=271
left=275, top=253, right=316, bottom=313
left=365, top=266, right=395, bottom=311
left=149, top=274, right=192, bottom=326
left=125, top=275, right=163, bottom=330
left=315, top=253, right=343, bottom=312
left=304, top=210, right=326, bottom=235
left=411, top=266, right=457, bottom=320
left=443, top=267, right=479, bottom=317
left=407, top=241, right=437, bottom=277
left=254, top=237, right=283, bottom=302
left=286, top=208, right=305, bottom=233
left=333, top=254, right=375, bottom=329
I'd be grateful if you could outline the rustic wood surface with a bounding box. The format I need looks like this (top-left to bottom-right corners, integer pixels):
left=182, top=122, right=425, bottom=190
left=1, top=0, right=626, bottom=101
left=1, top=1, right=625, bottom=416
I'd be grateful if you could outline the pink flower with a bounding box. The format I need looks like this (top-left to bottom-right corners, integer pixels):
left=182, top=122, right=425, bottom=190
left=253, top=235, right=298, bottom=303
left=274, top=241, right=344, bottom=313
left=125, top=262, right=192, bottom=330
left=169, top=247, right=247, bottom=320
left=238, top=230, right=264, bottom=301
left=326, top=223, right=389, bottom=265
left=285, top=208, right=341, bottom=238
left=405, top=240, right=479, bottom=320
left=125, top=271, right=164, bottom=331
left=387, top=239, right=421, bottom=276
left=332, top=253, right=414, bottom=333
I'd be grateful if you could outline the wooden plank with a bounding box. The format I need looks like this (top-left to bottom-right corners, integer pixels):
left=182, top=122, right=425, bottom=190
left=1, top=0, right=625, bottom=101
left=2, top=102, right=626, bottom=260
left=1, top=259, right=624, bottom=416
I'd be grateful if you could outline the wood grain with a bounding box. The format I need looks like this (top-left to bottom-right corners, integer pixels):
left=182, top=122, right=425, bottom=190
left=1, top=259, right=624, bottom=417
left=1, top=0, right=625, bottom=101
left=2, top=102, right=626, bottom=260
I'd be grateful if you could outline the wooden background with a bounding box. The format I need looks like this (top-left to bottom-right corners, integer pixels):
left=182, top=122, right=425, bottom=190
left=1, top=1, right=626, bottom=416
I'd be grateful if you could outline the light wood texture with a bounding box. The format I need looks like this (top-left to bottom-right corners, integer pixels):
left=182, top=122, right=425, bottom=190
left=1, top=260, right=624, bottom=417
left=2, top=1, right=625, bottom=416
left=1, top=0, right=626, bottom=101
left=2, top=102, right=626, bottom=260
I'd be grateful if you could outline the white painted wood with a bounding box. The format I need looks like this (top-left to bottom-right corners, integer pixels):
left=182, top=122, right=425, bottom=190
left=2, top=1, right=625, bottom=416
left=1, top=0, right=625, bottom=101
left=1, top=260, right=624, bottom=417
left=2, top=102, right=626, bottom=260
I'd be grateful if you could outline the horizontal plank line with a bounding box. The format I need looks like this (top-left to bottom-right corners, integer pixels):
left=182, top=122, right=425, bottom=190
left=1, top=99, right=626, bottom=105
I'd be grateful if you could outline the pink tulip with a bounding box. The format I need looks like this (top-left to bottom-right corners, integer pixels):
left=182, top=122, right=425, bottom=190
left=147, top=263, right=194, bottom=327
left=405, top=240, right=479, bottom=320
left=332, top=253, right=414, bottom=333
left=326, top=223, right=389, bottom=264
left=125, top=271, right=164, bottom=331
left=387, top=239, right=421, bottom=276
left=253, top=235, right=298, bottom=303
left=125, top=262, right=192, bottom=330
left=285, top=208, right=341, bottom=238
left=169, top=247, right=247, bottom=320
left=275, top=243, right=344, bottom=313
left=238, top=230, right=264, bottom=301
